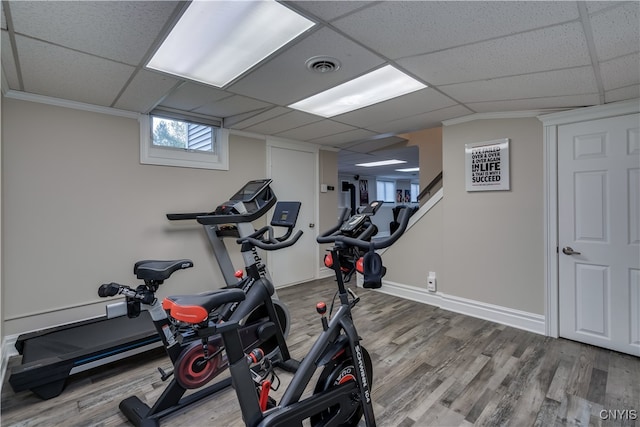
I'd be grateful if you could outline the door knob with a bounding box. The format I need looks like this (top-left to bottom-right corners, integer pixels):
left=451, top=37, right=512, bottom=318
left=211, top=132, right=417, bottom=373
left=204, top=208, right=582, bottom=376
left=309, top=223, right=315, bottom=228
left=562, top=246, right=581, bottom=255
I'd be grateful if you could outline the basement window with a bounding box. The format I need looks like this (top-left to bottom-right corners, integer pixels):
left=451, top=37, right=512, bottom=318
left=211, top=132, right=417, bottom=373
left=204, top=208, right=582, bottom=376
left=140, top=111, right=228, bottom=170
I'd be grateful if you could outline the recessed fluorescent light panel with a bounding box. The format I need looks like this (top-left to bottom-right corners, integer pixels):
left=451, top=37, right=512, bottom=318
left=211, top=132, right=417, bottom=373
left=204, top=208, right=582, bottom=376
left=147, top=1, right=315, bottom=87
left=356, top=159, right=407, bottom=167
left=396, top=167, right=420, bottom=172
left=289, top=65, right=427, bottom=117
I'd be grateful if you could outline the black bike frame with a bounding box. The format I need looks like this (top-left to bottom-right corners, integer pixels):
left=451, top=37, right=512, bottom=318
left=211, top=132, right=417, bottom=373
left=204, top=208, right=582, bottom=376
left=218, top=246, right=376, bottom=427
left=117, top=243, right=294, bottom=426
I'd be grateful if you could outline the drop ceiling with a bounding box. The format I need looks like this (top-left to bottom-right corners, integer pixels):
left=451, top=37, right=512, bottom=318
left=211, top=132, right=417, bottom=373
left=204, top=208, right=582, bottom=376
left=2, top=1, right=638, bottom=179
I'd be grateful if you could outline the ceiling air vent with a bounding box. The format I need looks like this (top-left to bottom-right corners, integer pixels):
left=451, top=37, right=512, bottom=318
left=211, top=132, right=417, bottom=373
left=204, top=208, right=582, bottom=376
left=305, top=56, right=341, bottom=73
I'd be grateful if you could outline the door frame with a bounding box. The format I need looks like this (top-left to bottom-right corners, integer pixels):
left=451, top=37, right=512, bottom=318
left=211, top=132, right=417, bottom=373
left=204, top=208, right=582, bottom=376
left=540, top=98, right=640, bottom=338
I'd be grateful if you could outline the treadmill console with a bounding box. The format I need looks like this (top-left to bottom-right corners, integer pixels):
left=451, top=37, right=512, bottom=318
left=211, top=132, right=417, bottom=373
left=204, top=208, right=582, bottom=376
left=214, top=179, right=273, bottom=216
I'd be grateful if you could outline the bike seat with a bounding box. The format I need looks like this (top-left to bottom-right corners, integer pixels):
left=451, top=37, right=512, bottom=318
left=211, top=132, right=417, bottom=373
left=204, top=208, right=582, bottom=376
left=134, top=259, right=194, bottom=281
left=163, top=288, right=246, bottom=324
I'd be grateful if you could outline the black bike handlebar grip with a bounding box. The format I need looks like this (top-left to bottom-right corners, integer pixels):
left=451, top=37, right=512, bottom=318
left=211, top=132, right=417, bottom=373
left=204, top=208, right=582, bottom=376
left=98, top=283, right=121, bottom=297
left=337, top=206, right=411, bottom=250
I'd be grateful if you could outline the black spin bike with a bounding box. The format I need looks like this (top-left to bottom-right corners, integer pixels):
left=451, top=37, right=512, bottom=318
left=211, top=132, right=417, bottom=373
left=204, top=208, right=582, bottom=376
left=161, top=206, right=412, bottom=426
left=97, top=202, right=302, bottom=427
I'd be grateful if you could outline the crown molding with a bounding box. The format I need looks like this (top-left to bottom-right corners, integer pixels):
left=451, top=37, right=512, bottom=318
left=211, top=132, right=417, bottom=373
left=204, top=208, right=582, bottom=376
left=442, top=109, right=567, bottom=126
left=4, top=90, right=140, bottom=119
left=538, top=98, right=639, bottom=126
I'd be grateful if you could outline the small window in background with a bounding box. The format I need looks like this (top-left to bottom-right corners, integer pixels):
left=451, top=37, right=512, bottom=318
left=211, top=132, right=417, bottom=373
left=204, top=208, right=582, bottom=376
left=140, top=112, right=228, bottom=170
left=376, top=180, right=395, bottom=203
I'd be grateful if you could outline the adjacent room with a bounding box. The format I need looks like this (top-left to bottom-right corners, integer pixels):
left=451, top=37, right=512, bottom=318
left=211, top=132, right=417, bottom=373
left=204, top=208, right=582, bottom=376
left=1, top=1, right=638, bottom=426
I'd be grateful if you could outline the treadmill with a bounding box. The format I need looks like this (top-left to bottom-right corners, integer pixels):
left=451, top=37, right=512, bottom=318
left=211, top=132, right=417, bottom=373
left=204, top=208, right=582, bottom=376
left=8, top=179, right=279, bottom=400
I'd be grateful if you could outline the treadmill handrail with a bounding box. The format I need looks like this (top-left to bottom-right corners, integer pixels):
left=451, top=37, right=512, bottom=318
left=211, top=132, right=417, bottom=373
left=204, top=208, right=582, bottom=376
left=237, top=229, right=303, bottom=251
left=166, top=212, right=210, bottom=221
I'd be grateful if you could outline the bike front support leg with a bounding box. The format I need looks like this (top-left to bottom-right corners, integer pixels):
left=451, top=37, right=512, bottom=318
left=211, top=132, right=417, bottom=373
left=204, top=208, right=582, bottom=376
left=340, top=316, right=376, bottom=427
left=218, top=323, right=263, bottom=427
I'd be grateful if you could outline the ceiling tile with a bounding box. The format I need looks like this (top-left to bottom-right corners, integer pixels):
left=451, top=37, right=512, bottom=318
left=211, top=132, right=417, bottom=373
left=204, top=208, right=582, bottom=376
left=159, top=82, right=232, bottom=112
left=343, top=136, right=408, bottom=153
left=193, top=95, right=273, bottom=118
left=398, top=22, right=591, bottom=86
left=1, top=30, right=19, bottom=89
left=585, top=2, right=626, bottom=15
left=333, top=88, right=457, bottom=128
left=275, top=119, right=356, bottom=141
left=16, top=35, right=135, bottom=107
left=308, top=128, right=378, bottom=146
left=466, top=94, right=602, bottom=113
left=440, top=67, right=598, bottom=103
left=600, top=52, right=640, bottom=91
left=227, top=26, right=385, bottom=106
left=332, top=1, right=579, bottom=60
left=605, top=85, right=640, bottom=103
left=226, top=106, right=291, bottom=130
left=287, top=1, right=376, bottom=22
left=365, top=104, right=473, bottom=134
left=242, top=110, right=322, bottom=135
left=590, top=2, right=639, bottom=61
left=113, top=69, right=180, bottom=113
left=9, top=1, right=179, bottom=66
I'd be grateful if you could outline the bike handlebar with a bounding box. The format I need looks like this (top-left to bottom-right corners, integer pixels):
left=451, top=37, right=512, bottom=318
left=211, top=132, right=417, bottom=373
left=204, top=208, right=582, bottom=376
left=98, top=282, right=156, bottom=305
left=317, top=206, right=411, bottom=250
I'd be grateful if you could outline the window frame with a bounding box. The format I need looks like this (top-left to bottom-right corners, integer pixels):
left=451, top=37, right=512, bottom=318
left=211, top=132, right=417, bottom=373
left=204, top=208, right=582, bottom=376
left=139, top=111, right=229, bottom=170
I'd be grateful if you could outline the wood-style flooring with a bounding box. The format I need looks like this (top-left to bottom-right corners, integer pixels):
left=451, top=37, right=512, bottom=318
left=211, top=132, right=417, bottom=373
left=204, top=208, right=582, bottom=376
left=2, top=277, right=638, bottom=426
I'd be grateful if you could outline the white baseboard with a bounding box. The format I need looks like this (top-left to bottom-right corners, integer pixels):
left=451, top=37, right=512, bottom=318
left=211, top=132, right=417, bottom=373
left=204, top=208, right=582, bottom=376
left=377, top=280, right=546, bottom=335
left=1, top=334, right=19, bottom=388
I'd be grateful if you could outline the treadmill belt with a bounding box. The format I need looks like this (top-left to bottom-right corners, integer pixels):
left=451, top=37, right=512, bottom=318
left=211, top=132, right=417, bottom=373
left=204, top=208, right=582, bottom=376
left=21, top=312, right=158, bottom=364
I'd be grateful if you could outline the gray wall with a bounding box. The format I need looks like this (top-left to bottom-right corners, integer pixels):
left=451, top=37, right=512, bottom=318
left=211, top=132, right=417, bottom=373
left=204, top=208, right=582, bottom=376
left=384, top=117, right=544, bottom=316
left=382, top=199, right=444, bottom=288
left=2, top=97, right=268, bottom=335
left=1, top=95, right=545, bottom=340
left=442, top=117, right=543, bottom=314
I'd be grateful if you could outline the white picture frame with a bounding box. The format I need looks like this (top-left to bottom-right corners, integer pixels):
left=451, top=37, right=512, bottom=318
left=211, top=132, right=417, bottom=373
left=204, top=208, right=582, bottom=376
left=465, top=138, right=510, bottom=191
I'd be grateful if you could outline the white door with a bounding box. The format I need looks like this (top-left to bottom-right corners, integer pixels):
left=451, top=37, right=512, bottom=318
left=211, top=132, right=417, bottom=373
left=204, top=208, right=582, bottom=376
left=558, top=113, right=640, bottom=356
left=267, top=144, right=317, bottom=287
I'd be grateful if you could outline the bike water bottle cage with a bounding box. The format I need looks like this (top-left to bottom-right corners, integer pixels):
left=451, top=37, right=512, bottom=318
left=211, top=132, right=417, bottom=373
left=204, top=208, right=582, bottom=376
left=163, top=289, right=246, bottom=324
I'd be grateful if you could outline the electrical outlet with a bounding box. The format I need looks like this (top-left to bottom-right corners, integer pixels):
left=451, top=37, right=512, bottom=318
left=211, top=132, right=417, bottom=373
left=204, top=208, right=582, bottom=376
left=427, top=272, right=437, bottom=292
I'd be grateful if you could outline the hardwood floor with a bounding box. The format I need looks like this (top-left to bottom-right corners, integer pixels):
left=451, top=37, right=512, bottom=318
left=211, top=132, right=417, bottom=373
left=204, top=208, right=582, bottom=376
left=2, top=277, right=638, bottom=426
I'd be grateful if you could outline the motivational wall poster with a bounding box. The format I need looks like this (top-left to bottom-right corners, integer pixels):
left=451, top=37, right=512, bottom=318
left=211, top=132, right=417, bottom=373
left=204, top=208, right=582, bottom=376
left=465, top=138, right=510, bottom=192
